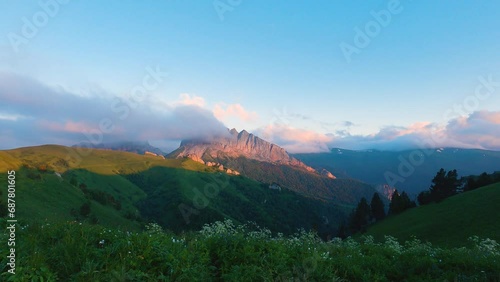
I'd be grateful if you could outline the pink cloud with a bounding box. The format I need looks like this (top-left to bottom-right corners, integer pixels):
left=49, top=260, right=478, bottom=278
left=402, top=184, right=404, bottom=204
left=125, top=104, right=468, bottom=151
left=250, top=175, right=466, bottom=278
left=255, top=125, right=333, bottom=153
left=469, top=111, right=500, bottom=124
left=174, top=93, right=206, bottom=107
left=38, top=120, right=97, bottom=133
left=445, top=110, right=500, bottom=150
left=254, top=111, right=500, bottom=153
left=213, top=103, right=258, bottom=122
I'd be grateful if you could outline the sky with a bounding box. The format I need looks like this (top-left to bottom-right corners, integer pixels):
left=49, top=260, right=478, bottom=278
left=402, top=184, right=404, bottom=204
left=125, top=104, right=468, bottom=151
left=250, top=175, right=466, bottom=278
left=1, top=0, right=500, bottom=153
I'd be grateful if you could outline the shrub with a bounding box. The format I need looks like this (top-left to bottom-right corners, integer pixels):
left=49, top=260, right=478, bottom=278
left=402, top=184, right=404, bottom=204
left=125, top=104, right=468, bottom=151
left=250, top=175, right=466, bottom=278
left=1, top=220, right=499, bottom=281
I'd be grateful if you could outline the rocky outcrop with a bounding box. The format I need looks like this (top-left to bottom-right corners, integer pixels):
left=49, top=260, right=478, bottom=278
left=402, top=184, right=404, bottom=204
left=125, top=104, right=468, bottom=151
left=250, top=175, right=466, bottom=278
left=194, top=158, right=241, bottom=175
left=376, top=184, right=396, bottom=200
left=320, top=169, right=336, bottom=179
left=144, top=151, right=166, bottom=159
left=171, top=128, right=331, bottom=176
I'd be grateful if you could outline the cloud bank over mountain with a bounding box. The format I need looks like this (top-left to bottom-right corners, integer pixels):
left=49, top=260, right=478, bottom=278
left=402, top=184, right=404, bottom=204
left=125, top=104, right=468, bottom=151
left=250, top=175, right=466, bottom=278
left=2, top=72, right=499, bottom=152
left=257, top=111, right=500, bottom=153
left=0, top=72, right=229, bottom=149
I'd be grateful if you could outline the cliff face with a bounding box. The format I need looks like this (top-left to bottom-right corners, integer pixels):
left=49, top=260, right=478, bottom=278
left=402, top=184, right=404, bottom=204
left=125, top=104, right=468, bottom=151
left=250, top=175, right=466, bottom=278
left=173, top=128, right=329, bottom=175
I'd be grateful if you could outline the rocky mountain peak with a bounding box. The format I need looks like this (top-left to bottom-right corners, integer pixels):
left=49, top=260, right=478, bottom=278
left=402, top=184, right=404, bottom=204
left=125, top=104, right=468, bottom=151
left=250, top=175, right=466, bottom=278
left=171, top=128, right=330, bottom=176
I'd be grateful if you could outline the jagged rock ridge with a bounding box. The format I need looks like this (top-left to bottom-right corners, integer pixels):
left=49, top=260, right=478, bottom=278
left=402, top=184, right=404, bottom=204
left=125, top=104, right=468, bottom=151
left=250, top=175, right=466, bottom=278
left=171, top=128, right=335, bottom=178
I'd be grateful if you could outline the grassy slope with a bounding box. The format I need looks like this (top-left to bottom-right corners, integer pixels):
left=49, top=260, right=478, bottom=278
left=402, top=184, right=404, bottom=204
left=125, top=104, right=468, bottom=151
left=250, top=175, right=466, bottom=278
left=0, top=145, right=346, bottom=236
left=0, top=145, right=213, bottom=231
left=0, top=144, right=210, bottom=174
left=364, top=182, right=500, bottom=247
left=217, top=156, right=376, bottom=206
left=126, top=166, right=345, bottom=236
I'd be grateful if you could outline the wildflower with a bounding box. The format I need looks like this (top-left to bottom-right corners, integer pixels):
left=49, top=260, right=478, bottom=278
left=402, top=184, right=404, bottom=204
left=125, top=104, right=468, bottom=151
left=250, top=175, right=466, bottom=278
left=321, top=252, right=331, bottom=260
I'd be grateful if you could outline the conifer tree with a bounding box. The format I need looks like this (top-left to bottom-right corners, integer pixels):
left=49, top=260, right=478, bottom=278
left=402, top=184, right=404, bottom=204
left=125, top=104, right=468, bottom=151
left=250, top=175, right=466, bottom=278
left=370, top=193, right=386, bottom=221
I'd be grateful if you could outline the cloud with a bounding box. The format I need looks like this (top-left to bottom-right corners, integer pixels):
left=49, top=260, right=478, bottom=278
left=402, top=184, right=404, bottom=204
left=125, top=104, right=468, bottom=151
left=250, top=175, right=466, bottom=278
left=327, top=112, right=500, bottom=151
left=342, top=121, right=355, bottom=127
left=445, top=111, right=500, bottom=150
left=213, top=103, right=258, bottom=122
left=252, top=111, right=500, bottom=153
left=172, top=93, right=206, bottom=107
left=0, top=72, right=228, bottom=149
left=38, top=120, right=98, bottom=133
left=2, top=72, right=499, bottom=153
left=255, top=125, right=333, bottom=153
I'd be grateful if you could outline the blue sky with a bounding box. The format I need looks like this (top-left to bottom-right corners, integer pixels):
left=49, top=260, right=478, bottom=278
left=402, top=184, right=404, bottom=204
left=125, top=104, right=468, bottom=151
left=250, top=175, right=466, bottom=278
left=1, top=0, right=500, bottom=152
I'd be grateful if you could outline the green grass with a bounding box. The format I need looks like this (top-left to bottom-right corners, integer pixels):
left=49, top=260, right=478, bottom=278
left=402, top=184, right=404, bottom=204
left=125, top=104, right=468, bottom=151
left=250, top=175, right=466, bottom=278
left=0, top=145, right=347, bottom=237
left=0, top=144, right=211, bottom=175
left=0, top=145, right=212, bottom=232
left=0, top=168, right=144, bottom=231
left=126, top=166, right=345, bottom=237
left=364, top=182, right=500, bottom=247
left=1, top=219, right=499, bottom=281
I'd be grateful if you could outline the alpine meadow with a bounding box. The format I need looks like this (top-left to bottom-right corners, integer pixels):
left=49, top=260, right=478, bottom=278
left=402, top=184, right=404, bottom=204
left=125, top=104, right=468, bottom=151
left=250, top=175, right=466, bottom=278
left=1, top=1, right=500, bottom=281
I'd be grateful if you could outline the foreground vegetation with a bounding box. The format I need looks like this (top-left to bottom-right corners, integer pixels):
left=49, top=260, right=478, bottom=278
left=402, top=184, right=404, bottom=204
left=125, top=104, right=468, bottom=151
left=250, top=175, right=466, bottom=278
left=0, top=145, right=367, bottom=237
left=1, top=219, right=499, bottom=281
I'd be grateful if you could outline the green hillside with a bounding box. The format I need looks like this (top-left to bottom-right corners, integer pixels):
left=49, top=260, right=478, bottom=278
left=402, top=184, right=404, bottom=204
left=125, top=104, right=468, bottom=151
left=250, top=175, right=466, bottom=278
left=364, top=182, right=500, bottom=247
left=0, top=144, right=210, bottom=174
left=0, top=145, right=351, bottom=237
left=211, top=156, right=376, bottom=205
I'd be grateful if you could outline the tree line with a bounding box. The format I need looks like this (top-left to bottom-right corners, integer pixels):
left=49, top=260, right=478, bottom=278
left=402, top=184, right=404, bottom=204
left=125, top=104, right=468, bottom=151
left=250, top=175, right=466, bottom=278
left=418, top=169, right=500, bottom=205
left=343, top=169, right=500, bottom=237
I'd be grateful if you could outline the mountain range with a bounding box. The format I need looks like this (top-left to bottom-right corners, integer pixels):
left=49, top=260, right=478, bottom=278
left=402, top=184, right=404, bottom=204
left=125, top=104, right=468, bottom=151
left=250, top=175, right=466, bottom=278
left=295, top=147, right=500, bottom=197
left=0, top=128, right=383, bottom=237
left=167, top=129, right=377, bottom=204
left=1, top=127, right=500, bottom=239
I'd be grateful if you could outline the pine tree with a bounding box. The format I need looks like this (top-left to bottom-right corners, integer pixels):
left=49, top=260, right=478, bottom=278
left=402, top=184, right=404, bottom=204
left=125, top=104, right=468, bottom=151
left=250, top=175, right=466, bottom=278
left=430, top=168, right=459, bottom=202
left=417, top=190, right=432, bottom=205
left=370, top=193, right=386, bottom=221
left=400, top=191, right=416, bottom=209
left=388, top=190, right=402, bottom=215
left=349, top=197, right=371, bottom=233
left=337, top=221, right=348, bottom=239
left=464, top=177, right=477, bottom=192
left=476, top=172, right=492, bottom=188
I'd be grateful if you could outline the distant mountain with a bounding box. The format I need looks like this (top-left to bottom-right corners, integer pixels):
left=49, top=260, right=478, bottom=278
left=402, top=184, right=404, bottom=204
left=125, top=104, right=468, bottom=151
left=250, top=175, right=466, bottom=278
left=294, top=148, right=500, bottom=197
left=169, top=129, right=377, bottom=204
left=170, top=128, right=321, bottom=175
left=74, top=141, right=164, bottom=156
